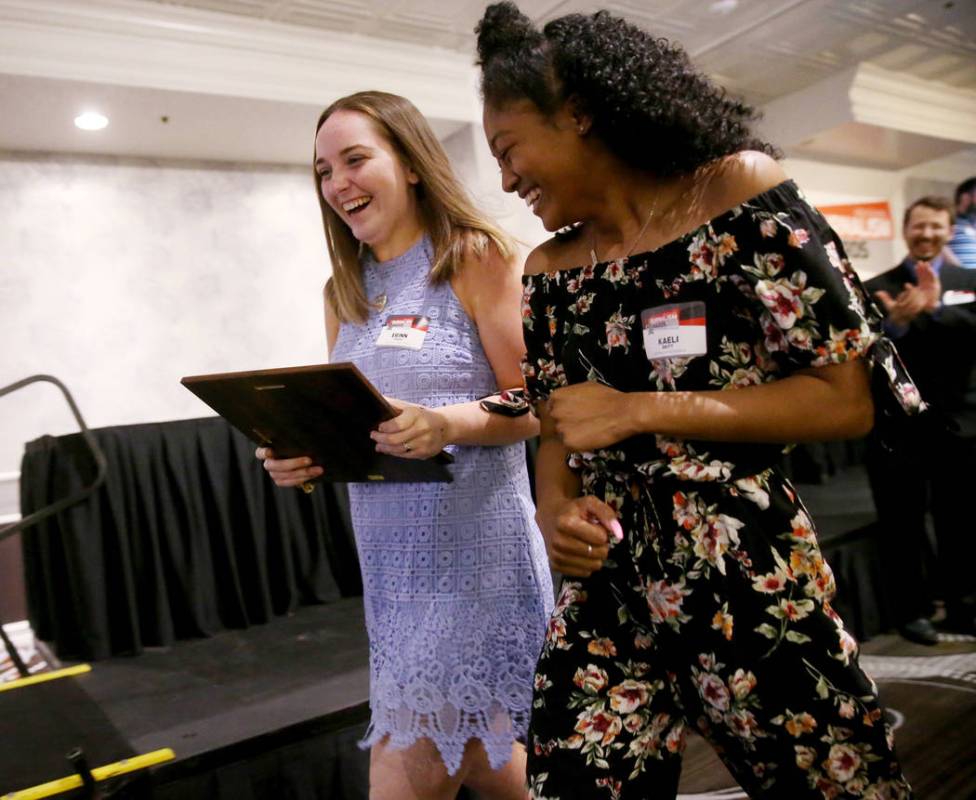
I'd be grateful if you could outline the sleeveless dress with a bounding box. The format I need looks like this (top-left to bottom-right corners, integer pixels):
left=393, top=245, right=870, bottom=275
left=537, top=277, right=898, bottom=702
left=329, top=235, right=554, bottom=774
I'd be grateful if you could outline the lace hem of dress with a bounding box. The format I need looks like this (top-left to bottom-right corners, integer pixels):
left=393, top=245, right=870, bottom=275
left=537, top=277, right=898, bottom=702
left=361, top=597, right=546, bottom=774
left=360, top=702, right=529, bottom=775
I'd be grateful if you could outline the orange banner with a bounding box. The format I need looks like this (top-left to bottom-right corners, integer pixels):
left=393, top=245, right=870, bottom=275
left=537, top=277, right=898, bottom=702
left=818, top=201, right=894, bottom=241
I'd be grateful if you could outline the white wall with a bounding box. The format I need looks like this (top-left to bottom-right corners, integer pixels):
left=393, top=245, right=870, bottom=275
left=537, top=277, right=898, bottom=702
left=441, top=123, right=548, bottom=258
left=3, top=140, right=968, bottom=482
left=0, top=129, right=543, bottom=482
left=0, top=152, right=331, bottom=475
left=783, top=157, right=902, bottom=279
left=784, top=153, right=972, bottom=278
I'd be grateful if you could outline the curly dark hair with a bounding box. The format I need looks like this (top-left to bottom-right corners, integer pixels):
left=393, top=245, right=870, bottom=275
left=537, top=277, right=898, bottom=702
left=475, top=2, right=778, bottom=177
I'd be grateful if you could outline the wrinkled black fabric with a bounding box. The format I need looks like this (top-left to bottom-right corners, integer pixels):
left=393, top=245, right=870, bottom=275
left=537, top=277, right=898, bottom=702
left=20, top=417, right=361, bottom=661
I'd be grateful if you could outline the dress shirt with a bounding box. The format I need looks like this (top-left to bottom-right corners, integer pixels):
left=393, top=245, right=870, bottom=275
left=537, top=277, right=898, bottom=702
left=948, top=213, right=976, bottom=270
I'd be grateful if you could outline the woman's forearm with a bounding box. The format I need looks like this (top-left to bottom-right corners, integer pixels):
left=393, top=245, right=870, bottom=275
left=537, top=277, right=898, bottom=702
left=437, top=399, right=540, bottom=447
left=547, top=359, right=874, bottom=453
left=629, top=361, right=873, bottom=444
left=533, top=435, right=581, bottom=541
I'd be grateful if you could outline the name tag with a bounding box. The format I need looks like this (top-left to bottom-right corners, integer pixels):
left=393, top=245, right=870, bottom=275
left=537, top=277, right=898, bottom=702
left=942, top=289, right=976, bottom=306
left=641, top=302, right=707, bottom=360
left=376, top=314, right=430, bottom=350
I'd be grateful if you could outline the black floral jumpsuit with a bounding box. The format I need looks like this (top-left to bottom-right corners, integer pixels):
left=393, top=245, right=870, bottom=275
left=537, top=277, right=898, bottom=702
left=521, top=181, right=915, bottom=800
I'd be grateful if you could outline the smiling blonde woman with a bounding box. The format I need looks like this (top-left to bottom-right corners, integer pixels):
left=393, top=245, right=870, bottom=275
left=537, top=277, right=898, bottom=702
left=258, top=91, right=553, bottom=799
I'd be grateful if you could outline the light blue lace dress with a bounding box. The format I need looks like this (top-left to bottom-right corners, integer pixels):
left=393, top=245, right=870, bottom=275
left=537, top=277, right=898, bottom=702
left=329, top=235, right=553, bottom=774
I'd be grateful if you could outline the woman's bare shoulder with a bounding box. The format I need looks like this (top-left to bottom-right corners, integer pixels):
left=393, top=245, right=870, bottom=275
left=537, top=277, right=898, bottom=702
left=708, top=151, right=789, bottom=209
left=524, top=229, right=586, bottom=276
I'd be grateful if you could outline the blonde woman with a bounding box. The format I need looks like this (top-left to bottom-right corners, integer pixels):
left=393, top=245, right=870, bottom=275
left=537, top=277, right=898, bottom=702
left=257, top=91, right=552, bottom=799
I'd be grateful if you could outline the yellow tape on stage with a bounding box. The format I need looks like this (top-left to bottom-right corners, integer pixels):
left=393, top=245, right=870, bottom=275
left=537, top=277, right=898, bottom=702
left=0, top=665, right=91, bottom=693
left=1, top=748, right=175, bottom=800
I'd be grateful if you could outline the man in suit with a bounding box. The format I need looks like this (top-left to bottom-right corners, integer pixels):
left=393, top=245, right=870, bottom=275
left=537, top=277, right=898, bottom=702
left=865, top=195, right=976, bottom=645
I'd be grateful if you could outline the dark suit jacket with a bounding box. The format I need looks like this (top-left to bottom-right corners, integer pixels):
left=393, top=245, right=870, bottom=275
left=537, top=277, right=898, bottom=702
left=866, top=258, right=976, bottom=435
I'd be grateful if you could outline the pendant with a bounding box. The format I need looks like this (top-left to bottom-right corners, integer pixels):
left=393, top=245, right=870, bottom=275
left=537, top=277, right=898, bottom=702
left=590, top=248, right=598, bottom=268
left=373, top=293, right=387, bottom=312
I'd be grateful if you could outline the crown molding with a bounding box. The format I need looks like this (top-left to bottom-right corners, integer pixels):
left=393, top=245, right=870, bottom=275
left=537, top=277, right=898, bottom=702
left=851, top=63, right=976, bottom=145
left=0, top=0, right=482, bottom=123
left=762, top=62, right=976, bottom=151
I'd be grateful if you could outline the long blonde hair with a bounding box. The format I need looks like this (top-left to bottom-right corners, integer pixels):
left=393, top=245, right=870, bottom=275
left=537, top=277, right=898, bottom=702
left=315, top=91, right=515, bottom=323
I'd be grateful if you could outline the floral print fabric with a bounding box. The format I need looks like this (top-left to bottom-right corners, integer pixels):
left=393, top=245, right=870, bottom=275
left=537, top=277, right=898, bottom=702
left=521, top=181, right=913, bottom=799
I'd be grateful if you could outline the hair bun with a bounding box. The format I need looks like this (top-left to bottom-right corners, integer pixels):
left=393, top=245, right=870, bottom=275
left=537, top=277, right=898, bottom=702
left=476, top=2, right=541, bottom=65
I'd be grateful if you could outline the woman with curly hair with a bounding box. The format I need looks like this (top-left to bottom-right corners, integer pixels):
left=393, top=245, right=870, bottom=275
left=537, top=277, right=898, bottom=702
left=475, top=3, right=915, bottom=798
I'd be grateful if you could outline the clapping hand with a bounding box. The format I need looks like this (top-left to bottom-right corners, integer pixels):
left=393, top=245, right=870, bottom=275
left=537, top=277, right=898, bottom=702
left=874, top=261, right=941, bottom=326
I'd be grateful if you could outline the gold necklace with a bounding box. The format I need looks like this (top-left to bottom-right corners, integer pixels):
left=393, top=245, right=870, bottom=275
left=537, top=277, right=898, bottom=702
left=590, top=195, right=659, bottom=268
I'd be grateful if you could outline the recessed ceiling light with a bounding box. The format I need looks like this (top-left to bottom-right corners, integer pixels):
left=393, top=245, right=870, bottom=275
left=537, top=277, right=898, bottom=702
left=709, top=0, right=739, bottom=13
left=74, top=111, right=108, bottom=131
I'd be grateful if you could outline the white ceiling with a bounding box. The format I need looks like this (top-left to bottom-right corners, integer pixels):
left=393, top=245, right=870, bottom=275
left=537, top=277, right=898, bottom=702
left=0, top=0, right=974, bottom=168
left=793, top=121, right=971, bottom=169
left=145, top=0, right=976, bottom=103
left=0, top=73, right=464, bottom=166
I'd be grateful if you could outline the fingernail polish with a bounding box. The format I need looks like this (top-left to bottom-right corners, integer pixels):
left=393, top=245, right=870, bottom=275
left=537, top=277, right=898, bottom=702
left=610, top=519, right=624, bottom=541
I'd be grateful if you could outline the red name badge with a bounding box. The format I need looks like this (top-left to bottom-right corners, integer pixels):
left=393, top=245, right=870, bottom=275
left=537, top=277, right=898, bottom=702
left=376, top=315, right=430, bottom=350
left=641, top=302, right=707, bottom=360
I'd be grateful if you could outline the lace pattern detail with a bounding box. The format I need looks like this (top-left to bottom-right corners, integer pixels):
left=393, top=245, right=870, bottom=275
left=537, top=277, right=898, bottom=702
left=330, top=236, right=554, bottom=774
left=361, top=598, right=543, bottom=772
